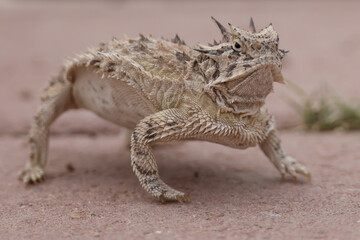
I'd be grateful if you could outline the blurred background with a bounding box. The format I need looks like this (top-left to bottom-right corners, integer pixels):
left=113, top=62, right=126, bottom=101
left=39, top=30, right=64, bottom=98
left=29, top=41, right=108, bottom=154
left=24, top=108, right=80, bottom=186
left=1, top=0, right=359, bottom=135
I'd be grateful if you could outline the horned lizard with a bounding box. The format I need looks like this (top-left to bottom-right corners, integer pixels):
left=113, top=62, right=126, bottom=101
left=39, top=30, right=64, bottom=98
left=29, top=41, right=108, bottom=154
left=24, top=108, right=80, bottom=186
left=18, top=17, right=311, bottom=202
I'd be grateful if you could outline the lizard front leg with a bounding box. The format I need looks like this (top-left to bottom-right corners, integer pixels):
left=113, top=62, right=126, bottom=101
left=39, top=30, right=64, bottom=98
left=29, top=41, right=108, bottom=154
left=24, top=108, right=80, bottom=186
left=131, top=108, right=190, bottom=203
left=260, top=126, right=311, bottom=181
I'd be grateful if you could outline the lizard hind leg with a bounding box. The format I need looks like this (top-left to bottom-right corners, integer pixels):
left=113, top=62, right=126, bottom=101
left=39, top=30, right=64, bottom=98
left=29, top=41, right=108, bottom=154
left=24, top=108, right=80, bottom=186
left=18, top=72, right=75, bottom=184
left=130, top=109, right=190, bottom=203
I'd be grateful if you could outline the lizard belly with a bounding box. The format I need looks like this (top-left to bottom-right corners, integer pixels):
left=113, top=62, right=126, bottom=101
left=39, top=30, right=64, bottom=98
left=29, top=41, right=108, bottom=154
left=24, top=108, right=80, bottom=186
left=72, top=68, right=158, bottom=129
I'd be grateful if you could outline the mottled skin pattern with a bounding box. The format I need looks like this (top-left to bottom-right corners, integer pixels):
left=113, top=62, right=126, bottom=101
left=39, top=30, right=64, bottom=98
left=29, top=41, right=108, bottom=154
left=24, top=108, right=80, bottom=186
left=18, top=18, right=311, bottom=202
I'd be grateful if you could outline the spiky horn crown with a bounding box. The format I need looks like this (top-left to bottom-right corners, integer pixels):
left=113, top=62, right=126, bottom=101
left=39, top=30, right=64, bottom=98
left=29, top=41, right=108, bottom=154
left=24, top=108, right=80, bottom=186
left=195, top=17, right=288, bottom=59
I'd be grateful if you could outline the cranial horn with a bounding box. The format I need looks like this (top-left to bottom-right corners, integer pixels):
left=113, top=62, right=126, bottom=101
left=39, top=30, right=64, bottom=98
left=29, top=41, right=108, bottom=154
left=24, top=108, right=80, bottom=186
left=211, top=16, right=230, bottom=41
left=259, top=23, right=278, bottom=41
left=268, top=23, right=274, bottom=30
left=279, top=49, right=289, bottom=59
left=228, top=23, right=239, bottom=34
left=249, top=17, right=256, bottom=33
left=194, top=43, right=225, bottom=55
left=194, top=48, right=217, bottom=55
left=197, top=43, right=216, bottom=50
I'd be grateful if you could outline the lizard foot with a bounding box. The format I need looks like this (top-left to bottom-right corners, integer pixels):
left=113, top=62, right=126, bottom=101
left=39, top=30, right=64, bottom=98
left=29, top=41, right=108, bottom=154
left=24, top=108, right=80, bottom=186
left=18, top=165, right=44, bottom=184
left=277, top=156, right=311, bottom=182
left=158, top=189, right=190, bottom=203
left=142, top=176, right=190, bottom=203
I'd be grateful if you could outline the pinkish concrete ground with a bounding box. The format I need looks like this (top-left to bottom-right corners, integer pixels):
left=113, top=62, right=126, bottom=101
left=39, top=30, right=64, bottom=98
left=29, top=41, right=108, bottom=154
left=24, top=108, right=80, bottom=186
left=0, top=1, right=360, bottom=239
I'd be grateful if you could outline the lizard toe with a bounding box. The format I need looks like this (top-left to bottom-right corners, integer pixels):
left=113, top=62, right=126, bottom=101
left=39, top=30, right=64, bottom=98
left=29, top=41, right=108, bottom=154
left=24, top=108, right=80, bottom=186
left=18, top=166, right=44, bottom=184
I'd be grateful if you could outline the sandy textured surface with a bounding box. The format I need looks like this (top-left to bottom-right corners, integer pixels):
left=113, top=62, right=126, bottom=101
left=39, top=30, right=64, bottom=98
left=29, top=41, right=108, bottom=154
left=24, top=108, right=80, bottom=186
left=1, top=133, right=360, bottom=239
left=1, top=1, right=360, bottom=239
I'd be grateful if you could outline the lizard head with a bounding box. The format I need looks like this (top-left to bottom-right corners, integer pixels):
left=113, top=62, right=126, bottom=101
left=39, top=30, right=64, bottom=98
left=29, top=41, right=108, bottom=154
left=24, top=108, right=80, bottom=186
left=194, top=17, right=288, bottom=113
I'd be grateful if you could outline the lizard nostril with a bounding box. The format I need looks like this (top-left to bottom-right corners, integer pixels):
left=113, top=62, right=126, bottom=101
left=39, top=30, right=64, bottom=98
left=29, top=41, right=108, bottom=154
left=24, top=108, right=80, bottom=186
left=252, top=43, right=262, bottom=51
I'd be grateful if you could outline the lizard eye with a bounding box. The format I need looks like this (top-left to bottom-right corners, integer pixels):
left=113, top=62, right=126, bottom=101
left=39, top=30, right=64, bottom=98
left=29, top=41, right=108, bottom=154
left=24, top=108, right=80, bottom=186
left=233, top=41, right=242, bottom=51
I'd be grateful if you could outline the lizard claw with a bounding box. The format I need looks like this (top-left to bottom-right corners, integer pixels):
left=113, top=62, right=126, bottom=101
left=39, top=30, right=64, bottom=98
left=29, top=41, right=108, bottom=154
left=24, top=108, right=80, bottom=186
left=177, top=194, right=191, bottom=203
left=276, top=156, right=311, bottom=182
left=158, top=191, right=190, bottom=203
left=18, top=165, right=45, bottom=184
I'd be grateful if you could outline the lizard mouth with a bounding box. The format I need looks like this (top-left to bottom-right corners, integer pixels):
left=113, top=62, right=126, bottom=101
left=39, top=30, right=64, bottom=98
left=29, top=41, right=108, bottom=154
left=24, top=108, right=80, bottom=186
left=269, top=64, right=286, bottom=85
left=237, top=53, right=286, bottom=85
left=236, top=61, right=286, bottom=86
left=230, top=63, right=285, bottom=85
left=210, top=56, right=285, bottom=87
